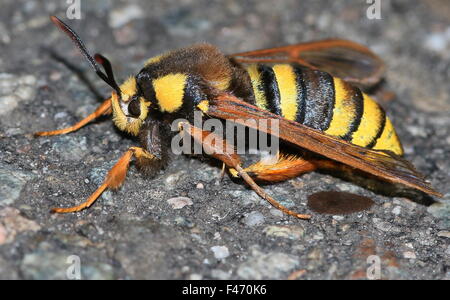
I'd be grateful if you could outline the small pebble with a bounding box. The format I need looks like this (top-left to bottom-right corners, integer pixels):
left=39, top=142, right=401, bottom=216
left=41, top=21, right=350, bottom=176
left=403, top=251, right=417, bottom=259
left=406, top=125, right=427, bottom=137
left=437, top=231, right=450, bottom=238
left=392, top=206, right=401, bottom=215
left=263, top=225, right=304, bottom=240
left=424, top=29, right=450, bottom=52
left=210, top=246, right=230, bottom=260
left=243, top=211, right=265, bottom=227
left=313, top=232, right=324, bottom=240
left=307, top=248, right=323, bottom=260
left=5, top=128, right=22, bottom=136
left=108, top=4, right=144, bottom=28
left=404, top=243, right=414, bottom=249
left=181, top=266, right=190, bottom=273
left=174, top=216, right=194, bottom=228
left=167, top=197, right=193, bottom=209
left=188, top=273, right=203, bottom=280
left=54, top=111, right=68, bottom=120
left=341, top=224, right=351, bottom=232
left=269, top=208, right=284, bottom=217
left=373, top=218, right=401, bottom=233
left=383, top=202, right=392, bottom=208
left=164, top=171, right=187, bottom=190
left=237, top=249, right=299, bottom=280
left=49, top=71, right=62, bottom=81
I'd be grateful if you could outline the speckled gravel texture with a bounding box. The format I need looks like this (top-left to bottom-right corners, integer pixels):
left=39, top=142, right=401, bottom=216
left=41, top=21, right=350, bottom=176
left=0, top=0, right=449, bottom=280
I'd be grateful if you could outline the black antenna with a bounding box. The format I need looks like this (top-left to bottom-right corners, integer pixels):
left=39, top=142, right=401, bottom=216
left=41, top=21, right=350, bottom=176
left=50, top=16, right=121, bottom=95
left=94, top=53, right=121, bottom=92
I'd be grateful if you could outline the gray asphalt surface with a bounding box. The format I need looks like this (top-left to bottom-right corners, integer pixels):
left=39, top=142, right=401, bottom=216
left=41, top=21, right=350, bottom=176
left=0, top=0, right=449, bottom=279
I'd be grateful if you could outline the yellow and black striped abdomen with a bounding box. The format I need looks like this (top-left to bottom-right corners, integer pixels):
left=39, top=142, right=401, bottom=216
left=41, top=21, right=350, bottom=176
left=245, top=63, right=403, bottom=155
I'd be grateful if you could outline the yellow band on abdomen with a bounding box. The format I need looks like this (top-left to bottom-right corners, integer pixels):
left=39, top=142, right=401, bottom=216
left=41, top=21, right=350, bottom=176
left=351, top=94, right=384, bottom=147
left=272, top=64, right=298, bottom=121
left=325, top=78, right=357, bottom=138
left=246, top=64, right=269, bottom=110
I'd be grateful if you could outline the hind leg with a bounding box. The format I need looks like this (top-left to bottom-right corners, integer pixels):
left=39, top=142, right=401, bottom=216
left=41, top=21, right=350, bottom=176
left=229, top=152, right=344, bottom=182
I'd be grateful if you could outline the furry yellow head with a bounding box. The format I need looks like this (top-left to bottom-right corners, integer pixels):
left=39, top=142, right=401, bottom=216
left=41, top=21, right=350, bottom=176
left=111, top=77, right=151, bottom=136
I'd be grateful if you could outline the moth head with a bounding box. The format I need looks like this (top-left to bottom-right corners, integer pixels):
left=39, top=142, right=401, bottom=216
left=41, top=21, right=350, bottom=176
left=111, top=77, right=151, bottom=136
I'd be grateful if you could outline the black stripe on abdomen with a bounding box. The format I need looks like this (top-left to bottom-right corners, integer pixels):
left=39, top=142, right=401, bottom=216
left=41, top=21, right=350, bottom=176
left=293, top=66, right=307, bottom=124
left=258, top=65, right=281, bottom=116
left=366, top=107, right=387, bottom=149
left=296, top=68, right=335, bottom=131
left=342, top=88, right=364, bottom=142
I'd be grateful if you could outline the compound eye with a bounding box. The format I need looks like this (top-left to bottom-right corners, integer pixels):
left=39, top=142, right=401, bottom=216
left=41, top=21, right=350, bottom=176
left=128, top=98, right=141, bottom=117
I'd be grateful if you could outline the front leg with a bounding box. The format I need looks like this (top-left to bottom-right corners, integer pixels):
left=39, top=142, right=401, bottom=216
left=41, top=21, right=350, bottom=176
left=52, top=119, right=168, bottom=213
left=51, top=146, right=157, bottom=213
left=35, top=98, right=112, bottom=136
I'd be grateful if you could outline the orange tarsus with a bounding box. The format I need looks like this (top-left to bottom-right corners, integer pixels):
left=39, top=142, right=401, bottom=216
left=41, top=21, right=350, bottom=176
left=35, top=98, right=112, bottom=137
left=51, top=148, right=135, bottom=213
left=51, top=182, right=108, bottom=213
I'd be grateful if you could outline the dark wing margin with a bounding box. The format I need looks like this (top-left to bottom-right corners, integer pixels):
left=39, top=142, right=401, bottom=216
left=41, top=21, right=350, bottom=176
left=229, top=39, right=386, bottom=89
left=203, top=93, right=442, bottom=197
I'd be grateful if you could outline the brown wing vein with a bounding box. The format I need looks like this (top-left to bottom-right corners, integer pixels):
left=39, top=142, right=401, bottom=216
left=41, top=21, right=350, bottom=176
left=205, top=94, right=441, bottom=197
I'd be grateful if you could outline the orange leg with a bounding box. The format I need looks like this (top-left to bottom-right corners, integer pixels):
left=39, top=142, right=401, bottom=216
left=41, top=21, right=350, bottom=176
left=51, top=147, right=155, bottom=213
left=35, top=98, right=112, bottom=137
left=179, top=122, right=311, bottom=219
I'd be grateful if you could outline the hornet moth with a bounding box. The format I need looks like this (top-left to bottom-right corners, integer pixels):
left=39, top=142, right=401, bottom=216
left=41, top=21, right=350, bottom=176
left=35, top=16, right=442, bottom=219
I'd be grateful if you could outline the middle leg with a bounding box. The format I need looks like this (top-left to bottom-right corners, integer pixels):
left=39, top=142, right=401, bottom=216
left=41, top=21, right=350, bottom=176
left=178, top=122, right=311, bottom=219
